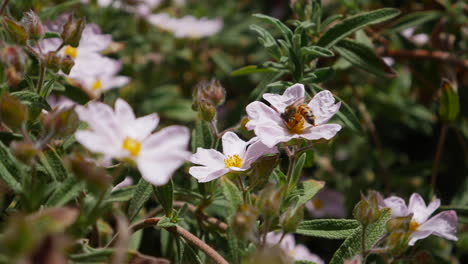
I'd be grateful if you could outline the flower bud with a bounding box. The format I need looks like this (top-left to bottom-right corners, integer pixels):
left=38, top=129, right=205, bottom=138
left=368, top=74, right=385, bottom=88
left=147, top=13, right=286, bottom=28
left=1, top=45, right=26, bottom=72
left=5, top=66, right=23, bottom=87
left=385, top=231, right=410, bottom=256
left=66, top=152, right=112, bottom=194
left=257, top=184, right=282, bottom=219
left=60, top=55, right=75, bottom=75
left=353, top=191, right=382, bottom=226
left=61, top=15, right=86, bottom=48
left=386, top=214, right=412, bottom=233
left=2, top=17, right=28, bottom=45
left=21, top=10, right=44, bottom=41
left=192, top=79, right=226, bottom=109
left=231, top=204, right=258, bottom=240
left=0, top=93, right=28, bottom=130
left=198, top=99, right=216, bottom=122
left=41, top=107, right=80, bottom=139
left=245, top=244, right=293, bottom=264
left=10, top=141, right=39, bottom=165
left=439, top=79, right=459, bottom=123
left=344, top=256, right=363, bottom=264
left=46, top=51, right=61, bottom=73
left=280, top=205, right=304, bottom=233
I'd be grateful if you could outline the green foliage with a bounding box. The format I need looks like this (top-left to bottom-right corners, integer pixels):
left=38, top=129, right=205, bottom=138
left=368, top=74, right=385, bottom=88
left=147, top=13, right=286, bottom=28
left=296, top=219, right=360, bottom=239
left=128, top=179, right=153, bottom=221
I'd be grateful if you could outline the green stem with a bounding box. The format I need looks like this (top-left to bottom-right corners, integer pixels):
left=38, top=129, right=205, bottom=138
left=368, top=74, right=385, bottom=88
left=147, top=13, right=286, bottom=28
left=431, top=124, right=448, bottom=192
left=37, top=62, right=46, bottom=95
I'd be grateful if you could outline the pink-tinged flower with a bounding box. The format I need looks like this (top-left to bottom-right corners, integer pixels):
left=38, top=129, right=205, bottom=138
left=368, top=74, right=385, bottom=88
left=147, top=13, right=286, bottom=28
left=306, top=189, right=346, bottom=218
left=47, top=95, right=76, bottom=110
left=75, top=99, right=190, bottom=186
left=246, top=84, right=342, bottom=148
left=189, top=132, right=277, bottom=182
left=146, top=13, right=223, bottom=39
left=266, top=232, right=324, bottom=264
left=379, top=193, right=458, bottom=246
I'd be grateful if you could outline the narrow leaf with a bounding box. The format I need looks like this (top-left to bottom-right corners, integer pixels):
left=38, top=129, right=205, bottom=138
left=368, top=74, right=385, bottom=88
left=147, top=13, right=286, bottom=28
left=191, top=120, right=214, bottom=151
left=296, top=219, right=360, bottom=239
left=301, top=46, right=334, bottom=58
left=153, top=180, right=174, bottom=217
left=128, top=178, right=153, bottom=221
left=287, top=179, right=325, bottom=206
left=221, top=177, right=243, bottom=216
left=231, top=65, right=276, bottom=76
left=45, top=176, right=84, bottom=207
left=388, top=11, right=442, bottom=33
left=439, top=79, right=459, bottom=122
left=0, top=141, right=22, bottom=193
left=288, top=153, right=306, bottom=192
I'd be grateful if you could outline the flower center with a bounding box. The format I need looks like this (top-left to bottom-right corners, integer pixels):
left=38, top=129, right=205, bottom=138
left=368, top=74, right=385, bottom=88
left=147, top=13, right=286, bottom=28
left=64, top=46, right=78, bottom=58
left=409, top=220, right=419, bottom=233
left=285, top=112, right=305, bottom=134
left=92, top=79, right=102, bottom=90
left=122, top=137, right=141, bottom=156
left=313, top=199, right=324, bottom=209
left=224, top=154, right=242, bottom=168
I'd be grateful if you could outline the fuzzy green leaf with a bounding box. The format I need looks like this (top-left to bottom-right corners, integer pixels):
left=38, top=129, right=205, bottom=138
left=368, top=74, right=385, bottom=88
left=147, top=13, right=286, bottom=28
left=231, top=65, right=276, bottom=76
left=128, top=178, right=153, bottom=221
left=191, top=120, right=214, bottom=151
left=439, top=79, right=460, bottom=122
left=296, top=219, right=360, bottom=239
left=45, top=176, right=84, bottom=207
left=221, top=177, right=243, bottom=216
left=388, top=11, right=442, bottom=33
left=0, top=141, right=22, bottom=193
left=288, top=153, right=307, bottom=192
left=153, top=180, right=174, bottom=217
left=287, top=179, right=325, bottom=206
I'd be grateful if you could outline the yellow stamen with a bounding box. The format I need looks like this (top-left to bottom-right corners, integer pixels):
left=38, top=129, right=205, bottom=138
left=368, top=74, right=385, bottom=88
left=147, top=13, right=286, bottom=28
left=92, top=80, right=102, bottom=90
left=122, top=137, right=141, bottom=156
left=64, top=46, right=78, bottom=58
left=313, top=199, right=324, bottom=210
left=409, top=220, right=419, bottom=233
left=224, top=154, right=243, bottom=168
left=285, top=113, right=305, bottom=134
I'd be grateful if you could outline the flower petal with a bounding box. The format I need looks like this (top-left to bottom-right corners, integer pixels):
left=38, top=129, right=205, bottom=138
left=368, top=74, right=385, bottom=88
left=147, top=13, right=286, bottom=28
left=301, top=124, right=342, bottom=141
left=75, top=130, right=123, bottom=157
left=222, top=132, right=249, bottom=157
left=245, top=101, right=283, bottom=130
left=294, top=244, right=324, bottom=264
left=408, top=230, right=432, bottom=246
left=417, top=210, right=458, bottom=242
left=137, top=154, right=186, bottom=186
left=132, top=113, right=159, bottom=140
left=242, top=138, right=278, bottom=169
left=408, top=193, right=440, bottom=224
left=115, top=98, right=136, bottom=124
left=383, top=196, right=408, bottom=218
left=254, top=124, right=292, bottom=148
left=141, top=125, right=190, bottom=155
left=189, top=166, right=229, bottom=182
left=308, top=90, right=341, bottom=125
left=263, top=83, right=305, bottom=113
left=190, top=148, right=225, bottom=168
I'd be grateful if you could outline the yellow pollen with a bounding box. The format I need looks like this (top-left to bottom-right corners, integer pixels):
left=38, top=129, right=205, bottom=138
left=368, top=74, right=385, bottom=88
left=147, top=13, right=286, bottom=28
left=92, top=80, right=102, bottom=90
left=224, top=154, right=243, bottom=168
left=64, top=46, right=78, bottom=58
left=409, top=220, right=419, bottom=233
left=122, top=137, right=141, bottom=156
left=313, top=199, right=324, bottom=209
left=285, top=113, right=305, bottom=134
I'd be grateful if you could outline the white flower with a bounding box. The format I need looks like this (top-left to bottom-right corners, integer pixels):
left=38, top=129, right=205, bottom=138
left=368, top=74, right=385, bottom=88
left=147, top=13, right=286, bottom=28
left=266, top=232, right=324, bottom=264
left=306, top=189, right=346, bottom=218
left=81, top=0, right=163, bottom=16
left=189, top=132, right=277, bottom=182
left=47, top=95, right=76, bottom=110
left=75, top=99, right=190, bottom=186
left=112, top=176, right=134, bottom=192
left=246, top=84, right=342, bottom=148
left=401, top=27, right=429, bottom=46
left=379, top=193, right=458, bottom=246
left=146, top=13, right=223, bottom=38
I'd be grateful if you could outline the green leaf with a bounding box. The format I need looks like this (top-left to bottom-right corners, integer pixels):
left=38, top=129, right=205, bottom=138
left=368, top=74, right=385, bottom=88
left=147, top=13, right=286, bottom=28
left=153, top=180, right=174, bottom=217
left=182, top=240, right=203, bottom=264
left=288, top=153, right=306, bottom=192
left=69, top=249, right=114, bottom=262
left=296, top=219, right=360, bottom=239
left=43, top=32, right=61, bottom=39
left=221, top=177, right=243, bottom=216
left=320, top=14, right=343, bottom=31
left=128, top=178, right=152, bottom=221
left=311, top=67, right=335, bottom=83
left=231, top=65, right=275, bottom=76
left=250, top=24, right=282, bottom=60
left=439, top=79, right=459, bottom=122
left=39, top=0, right=81, bottom=19
left=156, top=216, right=178, bottom=228
left=318, top=8, right=400, bottom=48
left=334, top=39, right=396, bottom=78
left=105, top=186, right=136, bottom=203
left=295, top=261, right=319, bottom=264
left=387, top=11, right=442, bottom=33
left=286, top=179, right=325, bottom=206
left=250, top=72, right=284, bottom=101
left=329, top=208, right=392, bottom=264
left=0, top=141, right=22, bottom=193
left=253, top=14, right=293, bottom=41
left=39, top=149, right=69, bottom=182
left=301, top=46, right=334, bottom=58
left=45, top=176, right=83, bottom=207
left=227, top=228, right=240, bottom=264
left=191, top=120, right=214, bottom=151
left=11, top=91, right=50, bottom=119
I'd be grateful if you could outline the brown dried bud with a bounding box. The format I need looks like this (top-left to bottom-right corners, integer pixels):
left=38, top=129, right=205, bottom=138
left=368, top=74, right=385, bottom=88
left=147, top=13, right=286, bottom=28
left=61, top=15, right=86, bottom=48
left=0, top=93, right=28, bottom=130
left=1, top=45, right=26, bottom=72
left=21, top=10, right=44, bottom=41
left=192, top=79, right=226, bottom=109
left=10, top=141, right=39, bottom=165
left=198, top=99, right=216, bottom=122
left=60, top=55, right=75, bottom=74
left=5, top=66, right=23, bottom=87
left=280, top=205, right=304, bottom=233
left=46, top=51, right=62, bottom=72
left=41, top=107, right=80, bottom=140
left=2, top=17, right=28, bottom=45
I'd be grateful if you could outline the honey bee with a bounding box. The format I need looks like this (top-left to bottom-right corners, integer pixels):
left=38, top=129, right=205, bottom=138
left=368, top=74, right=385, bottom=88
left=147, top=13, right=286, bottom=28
left=281, top=98, right=316, bottom=127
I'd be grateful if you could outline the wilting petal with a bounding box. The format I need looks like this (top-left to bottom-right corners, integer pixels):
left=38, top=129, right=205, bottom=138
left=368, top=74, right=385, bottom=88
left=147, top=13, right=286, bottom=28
left=408, top=193, right=440, bottom=224
left=383, top=196, right=408, bottom=218
left=189, top=166, right=229, bottom=182
left=245, top=101, right=283, bottom=130
left=263, top=84, right=305, bottom=113
left=190, top=148, right=225, bottom=168
left=417, top=210, right=458, bottom=242
left=308, top=90, right=341, bottom=125
left=222, top=132, right=249, bottom=158
left=242, top=139, right=278, bottom=169
left=301, top=124, right=342, bottom=141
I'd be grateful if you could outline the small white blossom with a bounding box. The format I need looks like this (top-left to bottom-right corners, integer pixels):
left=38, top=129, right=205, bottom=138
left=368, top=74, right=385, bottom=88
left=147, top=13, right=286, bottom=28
left=401, top=27, right=429, bottom=46
left=306, top=189, right=346, bottom=218
left=189, top=132, right=277, bottom=182
left=81, top=0, right=162, bottom=16
left=379, top=193, right=458, bottom=246
left=147, top=13, right=223, bottom=38
left=75, top=99, right=190, bottom=186
left=246, top=83, right=342, bottom=148
left=266, top=232, right=324, bottom=264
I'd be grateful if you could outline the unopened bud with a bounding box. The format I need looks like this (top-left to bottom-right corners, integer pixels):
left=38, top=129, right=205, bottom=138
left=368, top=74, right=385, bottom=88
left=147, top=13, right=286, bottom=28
left=257, top=184, right=282, bottom=219
left=21, top=10, right=44, bottom=41
left=6, top=66, right=23, bottom=87
left=46, top=51, right=61, bottom=72
left=385, top=231, right=410, bottom=256
left=344, top=256, right=363, bottom=264
left=246, top=244, right=293, bottom=264
left=280, top=205, right=304, bottom=233
left=60, top=55, right=75, bottom=74
left=41, top=107, right=80, bottom=139
left=10, top=141, right=38, bottom=165
left=231, top=204, right=258, bottom=240
left=61, top=15, right=86, bottom=48
left=197, top=99, right=215, bottom=122
left=204, top=79, right=226, bottom=106
left=0, top=93, right=28, bottom=130
left=66, top=152, right=112, bottom=193
left=1, top=46, right=26, bottom=72
left=2, top=17, right=28, bottom=45
left=353, top=191, right=382, bottom=226
left=386, top=215, right=412, bottom=233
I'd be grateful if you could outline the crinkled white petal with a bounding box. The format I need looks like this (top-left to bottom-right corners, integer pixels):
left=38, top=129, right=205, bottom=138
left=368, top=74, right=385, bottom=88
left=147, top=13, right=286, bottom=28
left=301, top=124, right=342, bottom=141
left=245, top=101, right=283, bottom=130
left=75, top=130, right=124, bottom=157
left=190, top=148, right=226, bottom=168
left=141, top=125, right=190, bottom=156
left=263, top=83, right=305, bottom=113
left=417, top=210, right=458, bottom=242
left=308, top=90, right=341, bottom=125
left=131, top=113, right=159, bottom=140
left=189, top=166, right=229, bottom=183
left=115, top=98, right=136, bottom=124
left=382, top=196, right=408, bottom=218
left=408, top=193, right=440, bottom=224
left=242, top=138, right=278, bottom=169
left=222, top=132, right=249, bottom=158
left=254, top=124, right=293, bottom=148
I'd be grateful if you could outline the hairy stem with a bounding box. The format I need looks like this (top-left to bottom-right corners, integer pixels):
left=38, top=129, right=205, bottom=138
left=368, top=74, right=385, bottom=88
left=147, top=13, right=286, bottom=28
left=431, top=124, right=448, bottom=191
